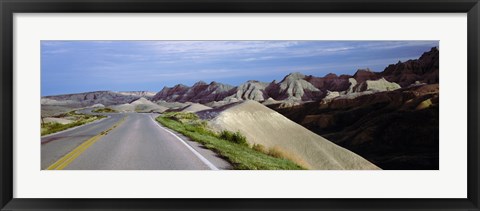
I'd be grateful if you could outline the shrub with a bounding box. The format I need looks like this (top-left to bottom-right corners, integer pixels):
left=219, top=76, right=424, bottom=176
left=219, top=130, right=248, bottom=146
left=163, top=112, right=220, bottom=137
left=190, top=120, right=208, bottom=128
left=268, top=146, right=311, bottom=169
left=165, top=112, right=198, bottom=122
left=252, top=144, right=268, bottom=154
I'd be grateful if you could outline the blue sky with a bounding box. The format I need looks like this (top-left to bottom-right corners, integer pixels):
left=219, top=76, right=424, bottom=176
left=41, top=40, right=438, bottom=96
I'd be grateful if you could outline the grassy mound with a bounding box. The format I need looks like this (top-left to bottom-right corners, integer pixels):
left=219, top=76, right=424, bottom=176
left=92, top=107, right=118, bottom=113
left=156, top=112, right=303, bottom=170
left=41, top=111, right=105, bottom=136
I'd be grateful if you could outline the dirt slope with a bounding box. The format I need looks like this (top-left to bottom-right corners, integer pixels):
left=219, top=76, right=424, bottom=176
left=208, top=100, right=380, bottom=170
left=181, top=103, right=212, bottom=113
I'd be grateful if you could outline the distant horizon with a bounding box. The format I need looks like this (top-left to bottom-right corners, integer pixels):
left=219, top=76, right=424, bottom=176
left=41, top=41, right=438, bottom=96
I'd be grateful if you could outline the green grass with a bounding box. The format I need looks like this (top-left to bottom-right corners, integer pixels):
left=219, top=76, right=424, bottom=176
left=156, top=112, right=304, bottom=170
left=41, top=111, right=105, bottom=136
left=219, top=130, right=248, bottom=145
left=92, top=107, right=118, bottom=113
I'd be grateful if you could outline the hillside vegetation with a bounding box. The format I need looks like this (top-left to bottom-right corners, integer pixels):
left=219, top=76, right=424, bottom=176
left=92, top=107, right=118, bottom=113
left=156, top=112, right=304, bottom=170
left=41, top=111, right=105, bottom=136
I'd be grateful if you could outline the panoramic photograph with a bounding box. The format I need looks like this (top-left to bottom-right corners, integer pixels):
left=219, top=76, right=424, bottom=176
left=41, top=41, right=439, bottom=170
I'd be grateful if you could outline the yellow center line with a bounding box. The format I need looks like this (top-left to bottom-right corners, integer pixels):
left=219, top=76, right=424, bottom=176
left=46, top=116, right=126, bottom=170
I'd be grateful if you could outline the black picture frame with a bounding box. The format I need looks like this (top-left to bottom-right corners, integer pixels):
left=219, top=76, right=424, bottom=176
left=1, top=0, right=479, bottom=210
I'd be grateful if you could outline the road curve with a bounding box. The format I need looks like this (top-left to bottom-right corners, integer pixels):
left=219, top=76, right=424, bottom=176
left=41, top=111, right=231, bottom=170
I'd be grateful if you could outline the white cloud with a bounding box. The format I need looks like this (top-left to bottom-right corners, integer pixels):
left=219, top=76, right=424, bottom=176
left=141, top=41, right=300, bottom=60
left=42, top=49, right=70, bottom=55
left=242, top=56, right=275, bottom=62
left=354, top=41, right=438, bottom=50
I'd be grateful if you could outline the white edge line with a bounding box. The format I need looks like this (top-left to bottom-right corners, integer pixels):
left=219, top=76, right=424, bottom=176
left=149, top=115, right=219, bottom=170
left=41, top=116, right=112, bottom=139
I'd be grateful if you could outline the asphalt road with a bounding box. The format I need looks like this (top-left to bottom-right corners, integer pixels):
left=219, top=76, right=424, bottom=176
left=41, top=110, right=231, bottom=170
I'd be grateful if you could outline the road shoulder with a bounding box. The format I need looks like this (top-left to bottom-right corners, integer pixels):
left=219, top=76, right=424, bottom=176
left=150, top=115, right=232, bottom=170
